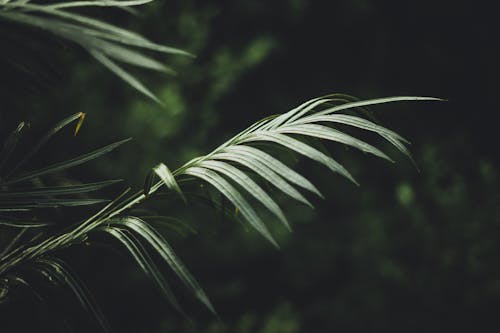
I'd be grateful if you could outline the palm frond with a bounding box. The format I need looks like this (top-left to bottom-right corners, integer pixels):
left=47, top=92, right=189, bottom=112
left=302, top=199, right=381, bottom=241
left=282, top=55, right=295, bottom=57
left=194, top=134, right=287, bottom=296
left=165, top=96, right=441, bottom=245
left=0, top=95, right=442, bottom=330
left=0, top=113, right=127, bottom=270
left=0, top=0, right=191, bottom=102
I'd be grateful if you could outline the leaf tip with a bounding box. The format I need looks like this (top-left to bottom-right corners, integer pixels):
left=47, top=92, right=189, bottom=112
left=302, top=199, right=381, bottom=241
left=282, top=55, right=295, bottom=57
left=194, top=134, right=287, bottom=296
left=74, top=112, right=86, bottom=136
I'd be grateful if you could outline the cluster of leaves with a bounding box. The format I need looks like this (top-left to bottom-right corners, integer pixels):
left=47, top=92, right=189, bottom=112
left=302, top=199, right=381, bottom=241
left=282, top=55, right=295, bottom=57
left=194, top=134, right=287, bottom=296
left=0, top=94, right=438, bottom=331
left=0, top=0, right=191, bottom=103
left=0, top=0, right=441, bottom=332
left=0, top=113, right=123, bottom=331
left=0, top=113, right=122, bottom=220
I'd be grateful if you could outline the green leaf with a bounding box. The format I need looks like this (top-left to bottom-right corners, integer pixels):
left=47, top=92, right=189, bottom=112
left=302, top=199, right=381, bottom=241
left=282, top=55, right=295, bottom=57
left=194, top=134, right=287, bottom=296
left=380, top=133, right=418, bottom=168
left=199, top=160, right=290, bottom=230
left=294, top=114, right=409, bottom=143
left=0, top=0, right=194, bottom=103
left=7, top=113, right=83, bottom=177
left=261, top=93, right=357, bottom=130
left=111, top=216, right=216, bottom=314
left=0, top=9, right=191, bottom=56
left=312, top=96, right=443, bottom=117
left=4, top=3, right=148, bottom=42
left=153, top=163, right=185, bottom=202
left=35, top=257, right=110, bottom=332
left=267, top=96, right=338, bottom=129
left=3, top=138, right=131, bottom=185
left=45, top=1, right=154, bottom=10
left=0, top=219, right=53, bottom=228
left=143, top=170, right=155, bottom=196
left=241, top=132, right=357, bottom=185
left=83, top=38, right=175, bottom=74
left=275, top=124, right=393, bottom=162
left=184, top=167, right=278, bottom=247
left=298, top=114, right=416, bottom=163
left=0, top=198, right=109, bottom=209
left=211, top=151, right=313, bottom=208
left=0, top=180, right=121, bottom=198
left=223, top=145, right=323, bottom=198
left=102, top=226, right=184, bottom=315
left=90, top=50, right=161, bottom=103
left=292, top=114, right=415, bottom=164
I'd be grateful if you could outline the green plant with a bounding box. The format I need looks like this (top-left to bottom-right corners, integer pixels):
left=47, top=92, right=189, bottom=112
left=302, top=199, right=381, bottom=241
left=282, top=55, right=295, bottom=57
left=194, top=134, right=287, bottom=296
left=0, top=0, right=190, bottom=103
left=0, top=1, right=441, bottom=331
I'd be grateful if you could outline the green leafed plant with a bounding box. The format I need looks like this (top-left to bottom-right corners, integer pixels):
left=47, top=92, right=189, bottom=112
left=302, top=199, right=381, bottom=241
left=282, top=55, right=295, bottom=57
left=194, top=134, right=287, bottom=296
left=0, top=0, right=192, bottom=103
left=0, top=0, right=443, bottom=331
left=0, top=93, right=440, bottom=330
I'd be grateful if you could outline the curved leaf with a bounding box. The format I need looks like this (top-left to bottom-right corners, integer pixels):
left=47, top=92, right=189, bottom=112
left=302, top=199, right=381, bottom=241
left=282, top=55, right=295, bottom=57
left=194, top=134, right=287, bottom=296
left=0, top=180, right=122, bottom=198
left=275, top=124, right=393, bottom=162
left=199, top=159, right=290, bottom=230
left=111, top=216, right=216, bottom=314
left=224, top=145, right=322, bottom=197
left=211, top=151, right=313, bottom=208
left=7, top=113, right=83, bottom=177
left=102, top=226, right=184, bottom=314
left=3, top=138, right=131, bottom=185
left=153, top=163, right=185, bottom=202
left=35, top=257, right=110, bottom=332
left=241, top=132, right=357, bottom=184
left=0, top=219, right=53, bottom=228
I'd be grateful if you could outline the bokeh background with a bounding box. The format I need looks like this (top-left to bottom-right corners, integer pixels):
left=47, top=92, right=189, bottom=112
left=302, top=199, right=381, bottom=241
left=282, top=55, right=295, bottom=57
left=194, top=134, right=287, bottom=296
left=1, top=1, right=499, bottom=332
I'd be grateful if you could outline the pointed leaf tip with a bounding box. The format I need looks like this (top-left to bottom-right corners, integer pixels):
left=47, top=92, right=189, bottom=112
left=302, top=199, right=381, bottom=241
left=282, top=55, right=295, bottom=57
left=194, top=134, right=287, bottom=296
left=154, top=163, right=185, bottom=202
left=74, top=112, right=86, bottom=136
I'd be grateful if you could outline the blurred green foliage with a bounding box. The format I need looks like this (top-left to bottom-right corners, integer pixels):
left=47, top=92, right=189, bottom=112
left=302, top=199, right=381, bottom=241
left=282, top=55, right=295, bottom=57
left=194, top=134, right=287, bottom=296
left=1, top=0, right=498, bottom=332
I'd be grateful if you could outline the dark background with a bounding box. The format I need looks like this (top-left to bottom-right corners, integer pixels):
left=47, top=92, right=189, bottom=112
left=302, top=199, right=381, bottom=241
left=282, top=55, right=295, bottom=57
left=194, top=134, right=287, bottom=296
left=1, top=1, right=499, bottom=332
